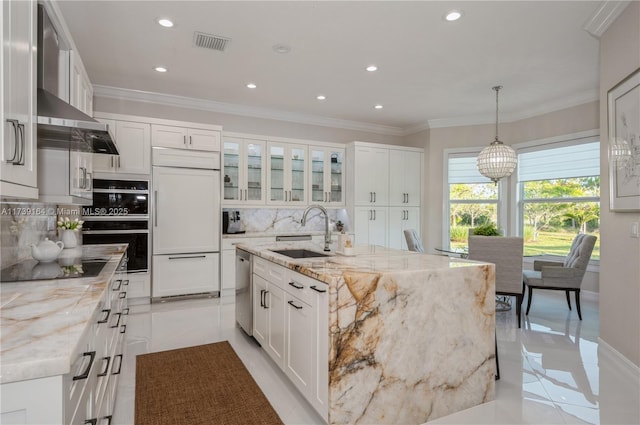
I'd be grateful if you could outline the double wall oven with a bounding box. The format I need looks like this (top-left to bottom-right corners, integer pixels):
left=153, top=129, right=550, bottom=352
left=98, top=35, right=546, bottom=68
left=82, top=179, right=150, bottom=274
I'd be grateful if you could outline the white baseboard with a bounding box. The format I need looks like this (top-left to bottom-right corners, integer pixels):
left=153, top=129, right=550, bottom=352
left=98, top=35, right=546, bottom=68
left=598, top=338, right=640, bottom=377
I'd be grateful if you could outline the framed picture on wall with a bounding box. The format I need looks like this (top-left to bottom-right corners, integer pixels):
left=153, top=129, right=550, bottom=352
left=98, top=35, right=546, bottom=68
left=608, top=67, right=640, bottom=212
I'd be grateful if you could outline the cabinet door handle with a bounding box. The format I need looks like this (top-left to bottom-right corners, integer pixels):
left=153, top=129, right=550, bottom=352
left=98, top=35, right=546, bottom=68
left=168, top=255, right=207, bottom=260
left=245, top=189, right=248, bottom=200
left=189, top=135, right=193, bottom=145
left=110, top=312, right=122, bottom=328
left=288, top=300, right=303, bottom=310
left=117, top=156, right=121, bottom=168
left=154, top=190, right=159, bottom=226
left=310, top=285, right=326, bottom=293
left=183, top=135, right=187, bottom=146
left=17, top=123, right=25, bottom=165
left=86, top=172, right=92, bottom=190
left=239, top=188, right=243, bottom=200
left=120, top=324, right=127, bottom=334
left=112, top=354, right=123, bottom=375
left=373, top=210, right=376, bottom=220
left=119, top=291, right=127, bottom=299
left=288, top=281, right=303, bottom=289
left=5, top=119, right=19, bottom=163
left=98, top=356, right=111, bottom=377
left=97, top=308, right=111, bottom=324
left=259, top=289, right=264, bottom=307
left=264, top=290, right=269, bottom=309
left=369, top=192, right=373, bottom=202
left=122, top=307, right=130, bottom=315
left=73, top=351, right=96, bottom=381
left=123, top=279, right=129, bottom=286
left=374, top=192, right=376, bottom=203
left=103, top=416, right=113, bottom=425
left=110, top=156, right=114, bottom=168
left=112, top=279, right=122, bottom=291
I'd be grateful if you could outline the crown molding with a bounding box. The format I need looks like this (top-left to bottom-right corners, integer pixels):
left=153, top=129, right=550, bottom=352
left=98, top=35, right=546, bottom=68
left=425, top=88, right=599, bottom=130
left=583, top=1, right=631, bottom=38
left=93, top=85, right=405, bottom=137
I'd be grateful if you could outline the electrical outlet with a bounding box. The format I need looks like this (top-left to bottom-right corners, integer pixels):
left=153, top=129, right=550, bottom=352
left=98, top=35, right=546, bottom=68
left=632, top=222, right=639, bottom=239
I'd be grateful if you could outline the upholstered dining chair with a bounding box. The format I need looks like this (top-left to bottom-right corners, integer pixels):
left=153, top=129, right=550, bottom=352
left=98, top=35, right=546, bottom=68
left=404, top=229, right=424, bottom=252
left=523, top=234, right=597, bottom=320
left=468, top=235, right=525, bottom=328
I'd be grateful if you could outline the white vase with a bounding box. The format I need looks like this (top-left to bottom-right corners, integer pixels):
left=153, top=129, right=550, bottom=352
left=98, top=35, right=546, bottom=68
left=60, top=229, right=78, bottom=249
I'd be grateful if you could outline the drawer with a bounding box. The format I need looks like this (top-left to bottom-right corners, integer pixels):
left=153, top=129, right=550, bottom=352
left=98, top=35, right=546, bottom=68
left=252, top=256, right=269, bottom=280
left=152, top=253, right=220, bottom=298
left=282, top=269, right=319, bottom=306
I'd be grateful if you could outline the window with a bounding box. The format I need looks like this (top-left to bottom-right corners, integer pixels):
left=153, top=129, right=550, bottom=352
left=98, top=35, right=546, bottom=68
left=518, top=141, right=600, bottom=259
left=446, top=154, right=502, bottom=250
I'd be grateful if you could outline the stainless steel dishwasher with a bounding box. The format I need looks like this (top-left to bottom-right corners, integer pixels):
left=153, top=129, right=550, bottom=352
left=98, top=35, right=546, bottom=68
left=235, top=248, right=253, bottom=336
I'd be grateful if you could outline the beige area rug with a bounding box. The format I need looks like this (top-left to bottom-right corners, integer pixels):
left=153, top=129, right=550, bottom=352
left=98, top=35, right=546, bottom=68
left=135, top=341, right=283, bottom=425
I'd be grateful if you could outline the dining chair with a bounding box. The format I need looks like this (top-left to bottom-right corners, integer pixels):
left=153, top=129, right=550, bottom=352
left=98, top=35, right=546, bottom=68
left=467, top=235, right=525, bottom=328
left=523, top=234, right=597, bottom=320
left=403, top=229, right=424, bottom=252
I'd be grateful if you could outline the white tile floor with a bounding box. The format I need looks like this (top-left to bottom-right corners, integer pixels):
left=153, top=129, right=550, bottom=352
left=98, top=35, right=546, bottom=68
left=113, top=290, right=640, bottom=425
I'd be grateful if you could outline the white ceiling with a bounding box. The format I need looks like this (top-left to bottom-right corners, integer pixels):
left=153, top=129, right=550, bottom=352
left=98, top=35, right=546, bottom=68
left=57, top=1, right=602, bottom=134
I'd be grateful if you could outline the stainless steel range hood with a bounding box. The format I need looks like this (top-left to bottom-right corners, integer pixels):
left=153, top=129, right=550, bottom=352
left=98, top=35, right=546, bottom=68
left=37, top=5, right=118, bottom=155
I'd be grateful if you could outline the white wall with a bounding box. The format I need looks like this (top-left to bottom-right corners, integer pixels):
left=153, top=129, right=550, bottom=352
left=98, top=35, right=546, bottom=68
left=94, top=96, right=406, bottom=146
left=598, top=1, right=640, bottom=367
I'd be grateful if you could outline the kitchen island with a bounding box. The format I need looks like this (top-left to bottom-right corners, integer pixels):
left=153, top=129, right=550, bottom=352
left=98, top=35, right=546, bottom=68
left=236, top=242, right=496, bottom=424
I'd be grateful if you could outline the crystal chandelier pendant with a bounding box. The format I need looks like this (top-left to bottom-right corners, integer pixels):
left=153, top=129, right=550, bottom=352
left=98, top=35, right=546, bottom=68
left=477, top=86, right=517, bottom=184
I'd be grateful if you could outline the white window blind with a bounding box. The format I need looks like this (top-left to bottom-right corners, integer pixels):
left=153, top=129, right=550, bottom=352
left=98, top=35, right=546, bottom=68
left=518, top=141, right=600, bottom=182
left=448, top=155, right=492, bottom=184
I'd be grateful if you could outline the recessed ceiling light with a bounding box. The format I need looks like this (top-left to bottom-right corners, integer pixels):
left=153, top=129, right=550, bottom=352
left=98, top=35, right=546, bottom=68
left=366, top=65, right=378, bottom=72
left=272, top=44, right=291, bottom=54
left=444, top=10, right=463, bottom=21
left=316, top=95, right=326, bottom=101
left=374, top=104, right=383, bottom=110
left=154, top=66, right=167, bottom=73
left=246, top=83, right=257, bottom=89
left=157, top=18, right=174, bottom=28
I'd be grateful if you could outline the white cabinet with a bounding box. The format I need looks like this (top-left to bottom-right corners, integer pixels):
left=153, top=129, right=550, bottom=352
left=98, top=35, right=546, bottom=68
left=69, top=50, right=93, bottom=117
left=353, top=146, right=388, bottom=205
left=151, top=124, right=221, bottom=151
left=38, top=148, right=93, bottom=205
left=388, top=207, right=421, bottom=250
left=1, top=0, right=37, bottom=199
left=252, top=256, right=328, bottom=420
left=221, top=236, right=274, bottom=291
left=152, top=165, right=220, bottom=254
left=267, top=142, right=307, bottom=205
left=93, top=120, right=151, bottom=174
left=354, top=207, right=388, bottom=247
left=389, top=149, right=421, bottom=206
left=309, top=146, right=345, bottom=206
left=152, top=253, right=220, bottom=297
left=223, top=137, right=266, bottom=204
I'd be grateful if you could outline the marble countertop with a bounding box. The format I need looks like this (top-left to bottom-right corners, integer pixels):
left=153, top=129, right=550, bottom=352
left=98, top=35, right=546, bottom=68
left=0, top=244, right=127, bottom=384
left=235, top=241, right=485, bottom=286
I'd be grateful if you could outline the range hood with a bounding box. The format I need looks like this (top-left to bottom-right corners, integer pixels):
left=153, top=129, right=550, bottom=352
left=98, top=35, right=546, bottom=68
left=37, top=5, right=118, bottom=155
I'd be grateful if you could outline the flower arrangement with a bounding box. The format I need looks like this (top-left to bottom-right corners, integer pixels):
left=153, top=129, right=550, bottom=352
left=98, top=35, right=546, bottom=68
left=57, top=217, right=84, bottom=230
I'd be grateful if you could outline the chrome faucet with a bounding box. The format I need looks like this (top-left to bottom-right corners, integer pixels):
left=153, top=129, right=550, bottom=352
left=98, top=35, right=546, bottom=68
left=301, top=205, right=331, bottom=251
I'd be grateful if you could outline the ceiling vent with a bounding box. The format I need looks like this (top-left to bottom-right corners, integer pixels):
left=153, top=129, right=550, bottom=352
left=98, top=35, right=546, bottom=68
left=193, top=32, right=230, bottom=52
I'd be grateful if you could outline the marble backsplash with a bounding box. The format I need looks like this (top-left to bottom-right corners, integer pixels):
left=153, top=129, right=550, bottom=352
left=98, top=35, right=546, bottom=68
left=224, top=207, right=351, bottom=234
left=0, top=203, right=81, bottom=269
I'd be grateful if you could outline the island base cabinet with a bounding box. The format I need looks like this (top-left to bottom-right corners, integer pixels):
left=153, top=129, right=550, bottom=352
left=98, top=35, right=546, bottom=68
left=266, top=283, right=286, bottom=368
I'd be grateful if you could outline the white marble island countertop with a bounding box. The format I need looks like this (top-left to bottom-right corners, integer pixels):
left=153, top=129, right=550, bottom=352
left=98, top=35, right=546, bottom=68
left=237, top=241, right=497, bottom=424
left=0, top=244, right=127, bottom=384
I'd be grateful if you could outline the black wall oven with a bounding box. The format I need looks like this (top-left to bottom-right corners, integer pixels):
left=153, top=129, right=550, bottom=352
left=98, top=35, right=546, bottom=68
left=82, top=179, right=150, bottom=273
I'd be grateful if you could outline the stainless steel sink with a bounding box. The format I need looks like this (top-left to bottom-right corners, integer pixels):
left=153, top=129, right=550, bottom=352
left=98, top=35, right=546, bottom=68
left=271, top=249, right=330, bottom=259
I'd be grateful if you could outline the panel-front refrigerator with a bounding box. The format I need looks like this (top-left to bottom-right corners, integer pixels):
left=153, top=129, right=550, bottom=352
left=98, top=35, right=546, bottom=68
left=151, top=147, right=220, bottom=298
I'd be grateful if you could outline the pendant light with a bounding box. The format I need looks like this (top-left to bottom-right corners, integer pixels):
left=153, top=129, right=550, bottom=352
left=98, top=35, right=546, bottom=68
left=477, top=86, right=517, bottom=184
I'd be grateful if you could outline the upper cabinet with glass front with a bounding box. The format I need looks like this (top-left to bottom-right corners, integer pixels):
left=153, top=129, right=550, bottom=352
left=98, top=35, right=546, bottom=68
left=267, top=142, right=307, bottom=205
left=309, top=146, right=345, bottom=206
left=223, top=137, right=266, bottom=205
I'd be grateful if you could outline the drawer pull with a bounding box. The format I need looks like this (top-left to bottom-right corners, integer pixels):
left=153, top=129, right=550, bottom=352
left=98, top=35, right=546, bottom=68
left=122, top=308, right=130, bottom=316
left=288, top=300, right=303, bottom=310
left=259, top=289, right=265, bottom=307
left=120, top=324, right=127, bottom=334
left=110, top=312, right=122, bottom=329
left=168, top=255, right=207, bottom=260
left=102, top=416, right=113, bottom=425
left=123, top=279, right=129, bottom=286
left=310, top=285, right=327, bottom=293
left=288, top=281, right=304, bottom=290
left=97, top=308, right=111, bottom=324
left=112, top=279, right=122, bottom=291
left=264, top=290, right=269, bottom=309
left=112, top=354, right=123, bottom=375
left=85, top=419, right=97, bottom=425
left=119, top=291, right=127, bottom=299
left=98, top=356, right=111, bottom=377
left=73, top=351, right=96, bottom=381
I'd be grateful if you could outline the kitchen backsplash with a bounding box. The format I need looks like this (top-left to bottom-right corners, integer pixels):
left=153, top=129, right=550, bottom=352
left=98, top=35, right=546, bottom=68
left=0, top=203, right=80, bottom=269
left=225, top=208, right=350, bottom=234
